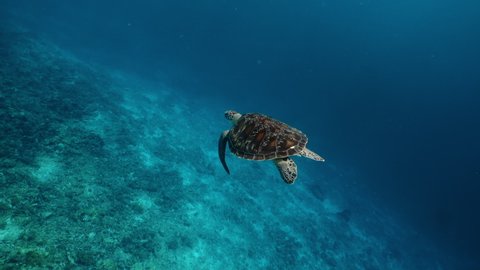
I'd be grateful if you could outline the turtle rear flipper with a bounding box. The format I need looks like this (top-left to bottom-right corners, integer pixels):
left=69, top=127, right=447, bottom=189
left=218, top=130, right=230, bottom=174
left=300, top=148, right=325, bottom=161
left=274, top=157, right=297, bottom=184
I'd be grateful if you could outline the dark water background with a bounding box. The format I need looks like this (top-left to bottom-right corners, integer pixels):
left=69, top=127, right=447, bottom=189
left=3, top=0, right=480, bottom=266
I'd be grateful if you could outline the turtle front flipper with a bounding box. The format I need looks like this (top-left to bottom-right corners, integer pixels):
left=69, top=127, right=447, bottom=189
left=218, top=130, right=230, bottom=174
left=274, top=157, right=298, bottom=184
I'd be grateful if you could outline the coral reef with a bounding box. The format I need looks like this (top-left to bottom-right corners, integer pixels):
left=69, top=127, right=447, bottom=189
left=0, top=26, right=445, bottom=269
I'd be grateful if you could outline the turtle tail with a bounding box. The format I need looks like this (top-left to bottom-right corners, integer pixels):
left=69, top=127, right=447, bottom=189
left=218, top=130, right=230, bottom=174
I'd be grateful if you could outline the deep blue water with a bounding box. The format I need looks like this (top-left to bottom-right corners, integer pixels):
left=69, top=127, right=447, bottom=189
left=1, top=0, right=480, bottom=269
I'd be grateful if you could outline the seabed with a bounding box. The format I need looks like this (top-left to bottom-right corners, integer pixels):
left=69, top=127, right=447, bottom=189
left=0, top=26, right=444, bottom=269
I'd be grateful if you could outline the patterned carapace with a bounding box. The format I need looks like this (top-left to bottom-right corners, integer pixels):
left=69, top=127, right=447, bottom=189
left=228, top=113, right=307, bottom=160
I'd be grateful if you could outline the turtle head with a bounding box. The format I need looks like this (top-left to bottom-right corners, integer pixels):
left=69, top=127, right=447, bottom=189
left=225, top=110, right=242, bottom=124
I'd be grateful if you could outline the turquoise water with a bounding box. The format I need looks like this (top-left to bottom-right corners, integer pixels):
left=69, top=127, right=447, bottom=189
left=0, top=26, right=446, bottom=269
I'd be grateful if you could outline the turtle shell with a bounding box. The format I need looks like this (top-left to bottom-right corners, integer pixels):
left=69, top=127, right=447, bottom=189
left=228, top=113, right=307, bottom=160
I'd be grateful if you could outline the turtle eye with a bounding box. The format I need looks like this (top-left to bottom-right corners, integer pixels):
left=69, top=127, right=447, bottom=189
left=225, top=111, right=233, bottom=120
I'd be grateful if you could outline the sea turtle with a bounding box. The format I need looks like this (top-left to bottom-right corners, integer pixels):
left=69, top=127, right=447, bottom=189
left=218, top=110, right=325, bottom=184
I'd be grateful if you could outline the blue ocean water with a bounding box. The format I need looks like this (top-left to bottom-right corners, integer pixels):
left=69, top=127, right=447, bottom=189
left=1, top=0, right=479, bottom=269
